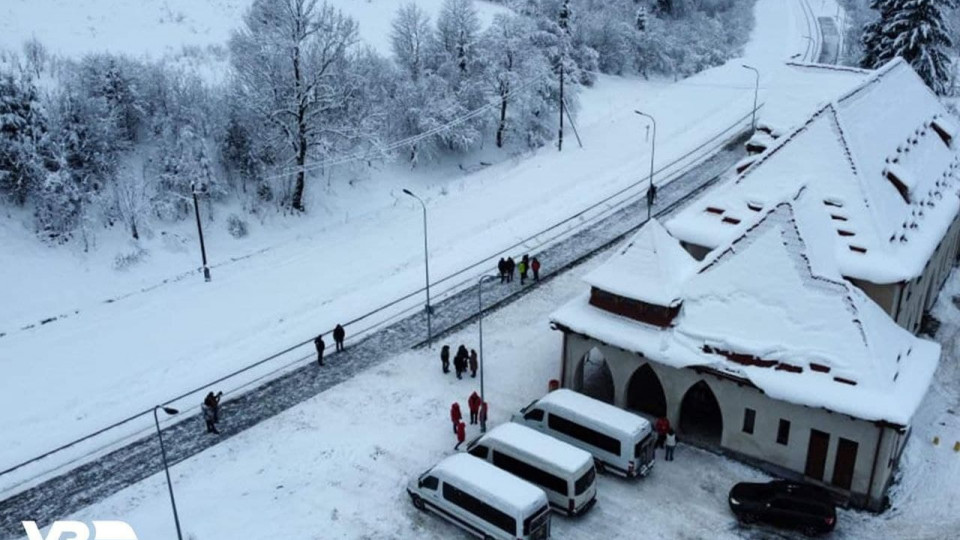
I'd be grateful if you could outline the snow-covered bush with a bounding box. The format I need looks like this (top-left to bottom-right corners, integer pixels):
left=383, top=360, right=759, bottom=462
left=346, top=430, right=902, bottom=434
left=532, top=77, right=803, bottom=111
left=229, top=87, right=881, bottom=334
left=113, top=246, right=148, bottom=270
left=227, top=214, right=248, bottom=239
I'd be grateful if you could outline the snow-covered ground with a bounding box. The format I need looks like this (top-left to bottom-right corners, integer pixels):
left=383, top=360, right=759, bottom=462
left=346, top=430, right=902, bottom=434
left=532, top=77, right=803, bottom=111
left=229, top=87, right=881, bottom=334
left=43, top=243, right=960, bottom=540
left=0, top=0, right=839, bottom=484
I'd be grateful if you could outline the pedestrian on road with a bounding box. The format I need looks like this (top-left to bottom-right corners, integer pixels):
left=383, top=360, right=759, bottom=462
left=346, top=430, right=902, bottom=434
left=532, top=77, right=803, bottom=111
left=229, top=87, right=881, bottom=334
left=468, top=391, right=482, bottom=425
left=655, top=416, right=670, bottom=449
left=441, top=345, right=451, bottom=374
left=665, top=429, right=677, bottom=461
left=454, top=420, right=466, bottom=450
left=506, top=257, right=516, bottom=282
left=469, top=349, right=478, bottom=378
left=202, top=391, right=223, bottom=434
left=498, top=258, right=507, bottom=283
left=314, top=334, right=325, bottom=366
left=333, top=324, right=346, bottom=352
left=518, top=259, right=527, bottom=285
left=450, top=402, right=462, bottom=433
left=531, top=257, right=541, bottom=282
left=479, top=401, right=488, bottom=431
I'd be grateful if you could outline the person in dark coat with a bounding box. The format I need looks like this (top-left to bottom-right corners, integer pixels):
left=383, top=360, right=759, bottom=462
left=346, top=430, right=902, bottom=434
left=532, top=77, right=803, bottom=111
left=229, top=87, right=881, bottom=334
left=469, top=349, right=478, bottom=378
left=441, top=345, right=451, bottom=374
left=450, top=402, right=462, bottom=433
left=314, top=334, right=325, bottom=366
left=498, top=258, right=507, bottom=283
left=202, top=391, right=223, bottom=434
left=531, top=257, right=541, bottom=281
left=453, top=351, right=463, bottom=379
left=468, top=391, right=482, bottom=425
left=455, top=345, right=469, bottom=379
left=506, top=257, right=516, bottom=282
left=479, top=401, right=488, bottom=431
left=333, top=324, right=346, bottom=352
left=454, top=420, right=466, bottom=450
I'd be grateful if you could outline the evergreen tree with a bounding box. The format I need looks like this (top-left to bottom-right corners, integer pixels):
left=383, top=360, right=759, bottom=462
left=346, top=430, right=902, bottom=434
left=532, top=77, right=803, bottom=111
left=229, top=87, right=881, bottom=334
left=0, top=71, right=50, bottom=206
left=636, top=6, right=648, bottom=32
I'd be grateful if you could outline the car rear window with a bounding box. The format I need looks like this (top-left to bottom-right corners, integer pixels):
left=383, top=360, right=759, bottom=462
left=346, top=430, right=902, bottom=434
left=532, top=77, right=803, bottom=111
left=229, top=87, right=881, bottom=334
left=575, top=466, right=595, bottom=495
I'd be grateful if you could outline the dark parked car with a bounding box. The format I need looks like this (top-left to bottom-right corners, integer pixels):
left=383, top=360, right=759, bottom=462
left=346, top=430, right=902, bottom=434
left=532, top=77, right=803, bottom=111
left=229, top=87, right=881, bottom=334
left=728, top=480, right=837, bottom=536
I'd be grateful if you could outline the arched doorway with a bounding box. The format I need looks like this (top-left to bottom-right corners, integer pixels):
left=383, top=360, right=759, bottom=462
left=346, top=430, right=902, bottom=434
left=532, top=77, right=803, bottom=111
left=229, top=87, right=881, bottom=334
left=678, top=380, right=723, bottom=447
left=577, top=347, right=614, bottom=404
left=626, top=363, right=667, bottom=418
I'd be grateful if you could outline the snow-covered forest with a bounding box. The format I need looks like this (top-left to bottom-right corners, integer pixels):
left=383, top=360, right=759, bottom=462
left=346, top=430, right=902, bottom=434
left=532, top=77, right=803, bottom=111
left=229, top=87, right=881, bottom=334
left=0, top=0, right=755, bottom=246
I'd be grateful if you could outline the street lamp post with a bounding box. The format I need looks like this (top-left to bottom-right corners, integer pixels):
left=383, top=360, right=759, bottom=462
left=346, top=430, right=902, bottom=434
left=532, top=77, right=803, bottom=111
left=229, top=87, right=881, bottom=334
left=477, top=274, right=498, bottom=433
left=742, top=64, right=760, bottom=133
left=153, top=406, right=183, bottom=540
left=403, top=189, right=432, bottom=347
left=190, top=183, right=211, bottom=282
left=633, top=110, right=657, bottom=222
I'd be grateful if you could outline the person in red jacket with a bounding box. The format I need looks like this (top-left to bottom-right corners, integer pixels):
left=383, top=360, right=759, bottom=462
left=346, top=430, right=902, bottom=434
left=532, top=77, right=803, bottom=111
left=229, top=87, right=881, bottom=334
left=454, top=421, right=466, bottom=450
left=479, top=401, right=488, bottom=431
left=450, top=402, right=462, bottom=433
left=655, top=416, right=671, bottom=449
left=531, top=257, right=541, bottom=281
left=468, top=392, right=482, bottom=425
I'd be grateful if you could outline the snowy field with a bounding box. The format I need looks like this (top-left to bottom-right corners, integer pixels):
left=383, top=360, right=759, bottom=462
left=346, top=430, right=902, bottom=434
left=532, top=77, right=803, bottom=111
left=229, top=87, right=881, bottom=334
left=43, top=247, right=960, bottom=540
left=0, top=0, right=839, bottom=484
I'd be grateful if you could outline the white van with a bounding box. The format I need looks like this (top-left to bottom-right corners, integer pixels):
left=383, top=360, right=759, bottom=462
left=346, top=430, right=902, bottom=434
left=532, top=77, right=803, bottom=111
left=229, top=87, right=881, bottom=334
left=466, top=423, right=598, bottom=516
left=407, top=453, right=552, bottom=539
left=512, top=389, right=655, bottom=478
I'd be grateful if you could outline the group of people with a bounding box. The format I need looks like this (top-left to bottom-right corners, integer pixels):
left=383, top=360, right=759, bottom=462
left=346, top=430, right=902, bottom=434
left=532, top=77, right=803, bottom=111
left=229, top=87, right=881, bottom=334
left=497, top=254, right=541, bottom=285
left=654, top=416, right=677, bottom=461
left=202, top=391, right=223, bottom=434
left=441, top=344, right=478, bottom=380
left=314, top=323, right=347, bottom=366
left=450, top=391, right=489, bottom=449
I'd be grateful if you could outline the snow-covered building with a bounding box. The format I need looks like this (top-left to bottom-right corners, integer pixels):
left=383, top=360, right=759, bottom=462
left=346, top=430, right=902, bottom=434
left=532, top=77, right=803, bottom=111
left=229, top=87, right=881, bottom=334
left=550, top=59, right=955, bottom=510
left=551, top=206, right=940, bottom=511
left=671, top=58, right=960, bottom=334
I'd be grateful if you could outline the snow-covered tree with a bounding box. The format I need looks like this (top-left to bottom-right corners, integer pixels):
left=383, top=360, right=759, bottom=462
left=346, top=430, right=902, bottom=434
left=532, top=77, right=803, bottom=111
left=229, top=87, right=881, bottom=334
left=861, top=0, right=956, bottom=95
left=230, top=0, right=362, bottom=212
left=0, top=70, right=50, bottom=206
left=391, top=3, right=434, bottom=81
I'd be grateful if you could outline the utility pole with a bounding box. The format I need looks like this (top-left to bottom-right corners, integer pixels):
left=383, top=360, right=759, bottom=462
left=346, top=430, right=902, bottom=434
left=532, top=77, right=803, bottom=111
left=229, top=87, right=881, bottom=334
left=742, top=64, right=760, bottom=133
left=634, top=110, right=657, bottom=222
left=477, top=274, right=498, bottom=433
left=191, top=182, right=211, bottom=282
left=558, top=0, right=569, bottom=152
left=558, top=62, right=564, bottom=151
left=402, top=189, right=432, bottom=347
left=154, top=406, right=183, bottom=540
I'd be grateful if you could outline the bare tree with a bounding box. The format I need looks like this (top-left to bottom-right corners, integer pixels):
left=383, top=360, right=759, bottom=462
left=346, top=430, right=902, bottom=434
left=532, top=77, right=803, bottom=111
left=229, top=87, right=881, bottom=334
left=22, top=37, right=47, bottom=79
left=230, top=0, right=360, bottom=212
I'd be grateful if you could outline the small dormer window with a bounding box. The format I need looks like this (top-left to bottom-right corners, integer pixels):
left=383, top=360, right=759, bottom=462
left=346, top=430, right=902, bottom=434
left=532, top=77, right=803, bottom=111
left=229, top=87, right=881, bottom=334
left=932, top=118, right=954, bottom=147
left=885, top=169, right=910, bottom=203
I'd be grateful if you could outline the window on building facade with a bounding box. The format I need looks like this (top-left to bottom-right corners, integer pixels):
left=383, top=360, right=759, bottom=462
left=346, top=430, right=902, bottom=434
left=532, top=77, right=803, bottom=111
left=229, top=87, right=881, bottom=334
left=777, top=419, right=790, bottom=445
left=742, top=408, right=755, bottom=434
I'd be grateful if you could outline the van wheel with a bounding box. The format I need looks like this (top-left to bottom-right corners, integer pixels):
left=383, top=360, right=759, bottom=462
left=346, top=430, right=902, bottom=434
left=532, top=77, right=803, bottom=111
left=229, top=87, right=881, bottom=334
left=594, top=460, right=606, bottom=474
left=739, top=513, right=757, bottom=524
left=412, top=494, right=426, bottom=511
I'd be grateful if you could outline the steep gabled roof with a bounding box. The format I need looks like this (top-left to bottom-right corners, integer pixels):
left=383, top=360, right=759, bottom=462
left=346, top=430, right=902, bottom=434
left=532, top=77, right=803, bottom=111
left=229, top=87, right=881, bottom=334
left=668, top=58, right=960, bottom=284
left=552, top=197, right=940, bottom=426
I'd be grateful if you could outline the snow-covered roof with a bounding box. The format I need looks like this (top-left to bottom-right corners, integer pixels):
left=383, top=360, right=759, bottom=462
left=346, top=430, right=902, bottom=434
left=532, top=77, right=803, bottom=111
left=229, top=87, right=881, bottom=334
left=554, top=200, right=940, bottom=426
left=668, top=58, right=960, bottom=284
left=538, top=389, right=652, bottom=438
left=432, top=454, right=548, bottom=514
left=583, top=220, right=696, bottom=307
left=479, top=423, right=593, bottom=474
left=759, top=62, right=872, bottom=137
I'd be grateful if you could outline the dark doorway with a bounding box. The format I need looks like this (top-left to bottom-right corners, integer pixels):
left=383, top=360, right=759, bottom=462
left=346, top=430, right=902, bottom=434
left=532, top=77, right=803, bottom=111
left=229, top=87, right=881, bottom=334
left=626, top=363, right=667, bottom=418
left=678, top=380, right=723, bottom=446
left=832, top=438, right=859, bottom=490
left=580, top=348, right=614, bottom=404
left=805, top=429, right=830, bottom=481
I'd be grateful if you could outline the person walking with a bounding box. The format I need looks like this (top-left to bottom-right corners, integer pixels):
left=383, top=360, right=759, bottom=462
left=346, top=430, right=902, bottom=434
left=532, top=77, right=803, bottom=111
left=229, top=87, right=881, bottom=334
left=506, top=257, right=516, bottom=282
left=479, top=401, right=488, bottom=432
left=469, top=349, right=478, bottom=378
left=665, top=429, right=677, bottom=462
left=440, top=345, right=451, bottom=374
left=498, top=258, right=507, bottom=283
left=531, top=257, right=541, bottom=282
left=333, top=324, right=346, bottom=352
left=454, top=420, right=466, bottom=450
left=518, top=258, right=528, bottom=285
left=314, top=334, right=325, bottom=366
left=655, top=416, right=670, bottom=449
left=468, top=391, right=481, bottom=425
left=202, top=391, right=223, bottom=434
left=450, top=402, right=462, bottom=433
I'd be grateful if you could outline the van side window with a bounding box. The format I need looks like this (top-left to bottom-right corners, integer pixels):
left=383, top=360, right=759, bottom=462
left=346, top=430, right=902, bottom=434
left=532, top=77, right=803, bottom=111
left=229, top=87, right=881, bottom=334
left=492, top=450, right=567, bottom=495
left=524, top=408, right=545, bottom=422
left=548, top=413, right=621, bottom=456
left=468, top=444, right=490, bottom=460
left=420, top=476, right=439, bottom=490
left=442, top=482, right=516, bottom=534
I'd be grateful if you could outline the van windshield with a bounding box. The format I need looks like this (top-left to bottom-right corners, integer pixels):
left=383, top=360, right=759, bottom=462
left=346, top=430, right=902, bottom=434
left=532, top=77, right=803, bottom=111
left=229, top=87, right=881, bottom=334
left=575, top=466, right=595, bottom=495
